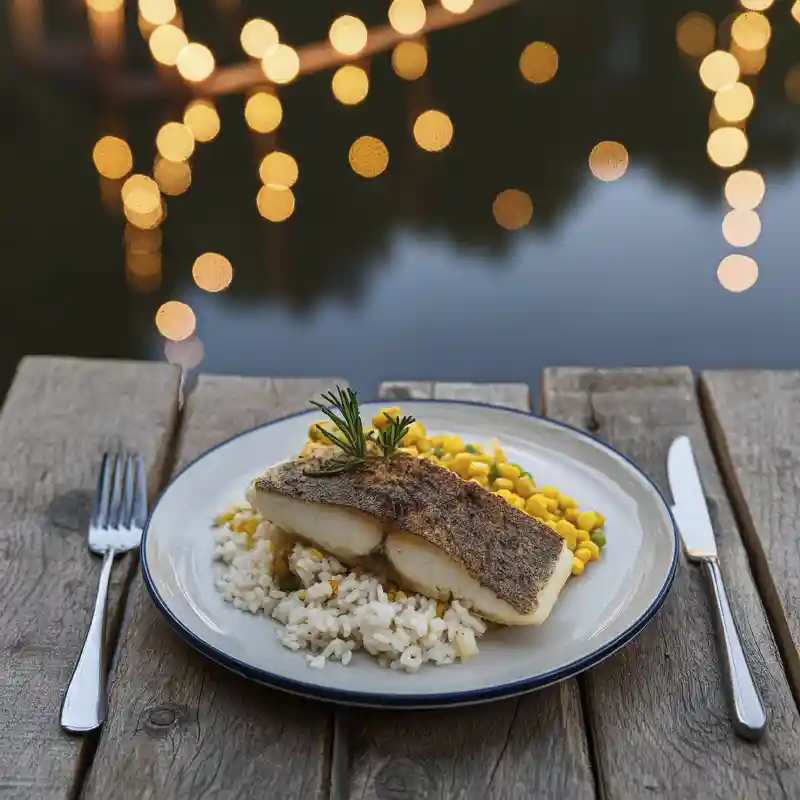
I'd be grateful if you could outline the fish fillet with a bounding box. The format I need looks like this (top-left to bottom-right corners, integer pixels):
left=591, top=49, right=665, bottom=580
left=247, top=448, right=573, bottom=625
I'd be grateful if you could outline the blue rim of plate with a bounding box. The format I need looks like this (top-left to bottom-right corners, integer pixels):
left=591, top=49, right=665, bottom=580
left=141, top=398, right=680, bottom=708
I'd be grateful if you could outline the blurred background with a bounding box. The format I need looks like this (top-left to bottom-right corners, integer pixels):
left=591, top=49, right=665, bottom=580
left=1, top=0, right=798, bottom=400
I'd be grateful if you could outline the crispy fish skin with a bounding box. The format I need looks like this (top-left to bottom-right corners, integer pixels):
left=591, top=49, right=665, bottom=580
left=250, top=448, right=568, bottom=617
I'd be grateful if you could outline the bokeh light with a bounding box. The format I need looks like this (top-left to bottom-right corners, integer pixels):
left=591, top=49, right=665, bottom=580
left=731, top=12, right=771, bottom=50
left=139, top=0, right=176, bottom=26
left=257, top=186, right=295, bottom=221
left=785, top=65, right=800, bottom=103
left=244, top=92, right=283, bottom=133
left=126, top=253, right=161, bottom=292
left=125, top=223, right=162, bottom=252
left=492, top=190, right=533, bottom=230
left=413, top=110, right=454, bottom=152
left=121, top=174, right=161, bottom=214
left=329, top=15, right=368, bottom=56
left=793, top=2, right=800, bottom=23
left=519, top=42, right=559, bottom=84
left=441, top=0, right=474, bottom=12
left=240, top=18, right=279, bottom=59
left=675, top=12, right=715, bottom=58
left=124, top=202, right=164, bottom=230
left=730, top=42, right=767, bottom=76
left=740, top=0, right=772, bottom=9
left=165, top=336, right=205, bottom=370
left=332, top=65, right=369, bottom=105
left=707, top=127, right=748, bottom=167
left=92, top=136, right=132, bottom=180
left=725, top=170, right=765, bottom=209
left=262, top=44, right=300, bottom=84
left=589, top=141, right=629, bottom=181
left=176, top=43, right=215, bottom=82
left=392, top=41, right=427, bottom=80
left=722, top=209, right=761, bottom=247
left=699, top=51, right=740, bottom=91
left=156, top=301, right=196, bottom=341
left=259, top=152, right=299, bottom=188
left=87, top=0, right=123, bottom=12
left=192, top=253, right=233, bottom=292
left=713, top=82, right=754, bottom=122
left=388, top=0, right=427, bottom=35
left=154, top=157, right=191, bottom=196
left=349, top=136, right=389, bottom=178
left=156, top=121, right=195, bottom=162
left=183, top=100, right=220, bottom=142
left=148, top=24, right=187, bottom=66
left=717, top=254, right=758, bottom=292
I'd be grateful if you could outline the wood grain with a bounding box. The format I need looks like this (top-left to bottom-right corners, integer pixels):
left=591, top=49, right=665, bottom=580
left=700, top=370, right=800, bottom=698
left=345, top=382, right=595, bottom=800
left=0, top=356, right=181, bottom=800
left=543, top=367, right=800, bottom=799
left=83, top=375, right=343, bottom=800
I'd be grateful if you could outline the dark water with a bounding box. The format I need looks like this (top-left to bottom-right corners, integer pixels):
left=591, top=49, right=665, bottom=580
left=1, top=0, right=799, bottom=401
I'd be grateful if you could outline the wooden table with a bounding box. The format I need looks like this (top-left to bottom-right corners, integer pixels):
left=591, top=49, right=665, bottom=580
left=2, top=357, right=799, bottom=800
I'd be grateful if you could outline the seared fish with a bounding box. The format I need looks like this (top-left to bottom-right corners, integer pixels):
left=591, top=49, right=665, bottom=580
left=246, top=448, right=573, bottom=625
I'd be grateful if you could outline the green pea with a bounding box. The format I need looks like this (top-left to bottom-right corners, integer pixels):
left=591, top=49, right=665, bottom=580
left=591, top=532, right=606, bottom=548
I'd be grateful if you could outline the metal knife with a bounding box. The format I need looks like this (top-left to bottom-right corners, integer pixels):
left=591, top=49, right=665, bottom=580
left=667, top=435, right=766, bottom=741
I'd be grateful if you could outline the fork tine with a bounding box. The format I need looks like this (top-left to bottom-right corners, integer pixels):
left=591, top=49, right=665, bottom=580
left=92, top=453, right=113, bottom=527
left=132, top=454, right=148, bottom=529
left=121, top=453, right=135, bottom=528
left=108, top=453, right=125, bottom=528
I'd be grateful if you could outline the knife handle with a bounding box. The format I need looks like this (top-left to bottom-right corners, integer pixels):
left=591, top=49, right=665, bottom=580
left=702, top=557, right=767, bottom=741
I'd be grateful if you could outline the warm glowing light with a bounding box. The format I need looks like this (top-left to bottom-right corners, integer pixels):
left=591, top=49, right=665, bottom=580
left=165, top=336, right=205, bottom=369
left=139, top=0, right=176, bottom=26
left=441, top=0, right=474, bottom=12
left=192, top=253, right=233, bottom=292
left=730, top=42, right=767, bottom=76
left=148, top=24, right=187, bottom=66
left=349, top=136, right=389, bottom=178
left=793, top=1, right=800, bottom=23
left=785, top=65, right=800, bottom=103
left=725, top=170, right=765, bottom=209
left=244, top=92, right=283, bottom=132
left=413, top=110, right=454, bottom=152
left=740, top=0, right=772, bottom=9
left=124, top=202, right=164, bottom=230
left=183, top=100, right=220, bottom=142
left=257, top=186, right=295, bottom=221
left=88, top=0, right=123, bottom=12
left=388, top=0, right=426, bottom=35
left=722, top=209, right=761, bottom=247
left=156, top=301, right=196, bottom=341
left=176, top=43, right=215, bottom=82
left=125, top=224, right=162, bottom=252
left=259, top=152, right=298, bottom=188
left=717, top=254, right=758, bottom=292
left=156, top=122, right=195, bottom=162
left=492, top=190, right=533, bottom=230
left=154, top=157, right=191, bottom=196
left=707, top=127, right=748, bottom=167
left=332, top=65, right=369, bottom=105
left=675, top=12, right=715, bottom=58
left=329, top=15, right=368, bottom=56
left=699, top=51, right=740, bottom=91
left=589, top=141, right=629, bottom=181
left=262, top=44, right=300, bottom=84
left=519, top=42, right=558, bottom=84
left=240, top=18, right=279, bottom=59
left=713, top=82, right=754, bottom=122
left=126, top=252, right=161, bottom=292
left=122, top=174, right=161, bottom=214
left=731, top=12, right=771, bottom=50
left=392, top=41, right=427, bottom=80
left=92, top=136, right=132, bottom=180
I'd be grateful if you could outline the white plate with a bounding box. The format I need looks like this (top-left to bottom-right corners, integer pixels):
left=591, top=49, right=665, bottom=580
left=142, top=400, right=678, bottom=708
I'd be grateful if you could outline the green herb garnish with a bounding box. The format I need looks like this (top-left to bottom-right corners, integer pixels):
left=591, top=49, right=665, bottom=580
left=465, top=444, right=478, bottom=454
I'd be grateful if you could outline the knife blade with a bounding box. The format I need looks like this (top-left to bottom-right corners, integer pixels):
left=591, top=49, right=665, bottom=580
left=667, top=435, right=716, bottom=560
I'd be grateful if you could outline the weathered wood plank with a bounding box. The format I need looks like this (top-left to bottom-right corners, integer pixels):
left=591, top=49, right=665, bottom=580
left=348, top=381, right=595, bottom=800
left=0, top=356, right=181, bottom=800
left=543, top=367, right=800, bottom=799
left=378, top=381, right=434, bottom=400
left=83, top=375, right=343, bottom=800
left=701, top=370, right=800, bottom=698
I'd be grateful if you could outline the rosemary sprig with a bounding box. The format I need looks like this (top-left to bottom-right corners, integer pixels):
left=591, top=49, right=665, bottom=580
left=304, top=387, right=415, bottom=476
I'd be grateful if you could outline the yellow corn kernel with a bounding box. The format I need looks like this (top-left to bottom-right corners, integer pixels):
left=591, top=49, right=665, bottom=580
left=451, top=452, right=472, bottom=477
left=577, top=511, right=599, bottom=532
left=575, top=547, right=592, bottom=564
left=297, top=590, right=306, bottom=600
left=510, top=495, right=526, bottom=511
left=398, top=446, right=418, bottom=456
left=515, top=476, right=536, bottom=499
left=244, top=517, right=259, bottom=536
left=329, top=579, right=339, bottom=595
left=436, top=600, right=446, bottom=617
left=494, top=447, right=507, bottom=463
left=395, top=590, right=407, bottom=602
left=526, top=495, right=549, bottom=519
left=545, top=520, right=558, bottom=531
left=430, top=434, right=446, bottom=447
left=564, top=507, right=579, bottom=523
left=544, top=496, right=559, bottom=512
left=213, top=511, right=235, bottom=527
left=469, top=475, right=489, bottom=487
left=310, top=549, right=323, bottom=559
left=576, top=529, right=590, bottom=544
left=571, top=558, right=585, bottom=576
left=372, top=406, right=400, bottom=429
left=468, top=461, right=490, bottom=477
left=558, top=493, right=578, bottom=510
left=469, top=453, right=494, bottom=464
left=584, top=540, right=601, bottom=561
left=596, top=513, right=606, bottom=527
left=495, top=488, right=514, bottom=501
left=402, top=420, right=426, bottom=445
left=555, top=519, right=578, bottom=551
left=493, top=477, right=516, bottom=492
left=541, top=486, right=559, bottom=499
left=442, top=435, right=466, bottom=454
left=416, top=438, right=432, bottom=453
left=497, top=463, right=521, bottom=481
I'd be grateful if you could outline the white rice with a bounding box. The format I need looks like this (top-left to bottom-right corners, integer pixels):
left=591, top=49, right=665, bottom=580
left=212, top=508, right=486, bottom=672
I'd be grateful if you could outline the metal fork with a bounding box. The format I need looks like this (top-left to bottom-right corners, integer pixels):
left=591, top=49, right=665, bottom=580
left=60, top=453, right=148, bottom=734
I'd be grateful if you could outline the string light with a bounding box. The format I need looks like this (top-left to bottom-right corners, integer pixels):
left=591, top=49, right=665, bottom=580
left=713, top=82, right=754, bottom=123
left=156, top=121, right=195, bottom=162
left=413, top=110, right=454, bottom=152
left=154, top=157, right=191, bottom=195
left=121, top=174, right=161, bottom=215
left=740, top=0, right=773, bottom=9
left=176, top=43, right=215, bottom=82
left=257, top=186, right=295, bottom=221
left=329, top=15, right=368, bottom=56
left=349, top=136, right=389, bottom=178
left=92, top=136, right=132, bottom=180
left=244, top=92, right=283, bottom=133
left=707, top=127, right=748, bottom=167
left=124, top=201, right=165, bottom=230
left=724, top=170, right=765, bottom=209
left=388, top=0, right=426, bottom=36
left=148, top=24, right=187, bottom=66
left=332, top=65, right=369, bottom=105
left=156, top=301, right=196, bottom=340
left=675, top=12, right=715, bottom=58
left=262, top=44, right=300, bottom=84
left=519, top=42, right=559, bottom=84
left=183, top=100, right=220, bottom=143
left=192, top=253, right=233, bottom=292
left=138, top=0, right=176, bottom=26
left=589, top=141, right=629, bottom=181
left=492, top=190, right=533, bottom=230
left=441, top=0, right=474, bottom=12
left=699, top=51, right=739, bottom=91
left=722, top=210, right=761, bottom=247
left=240, top=18, right=279, bottom=59
left=392, top=41, right=427, bottom=80
left=717, top=254, right=758, bottom=292
left=259, top=152, right=298, bottom=188
left=731, top=12, right=771, bottom=51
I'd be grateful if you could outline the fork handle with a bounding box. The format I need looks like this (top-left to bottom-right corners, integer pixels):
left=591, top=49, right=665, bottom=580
left=61, top=548, right=117, bottom=733
left=702, top=557, right=767, bottom=741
